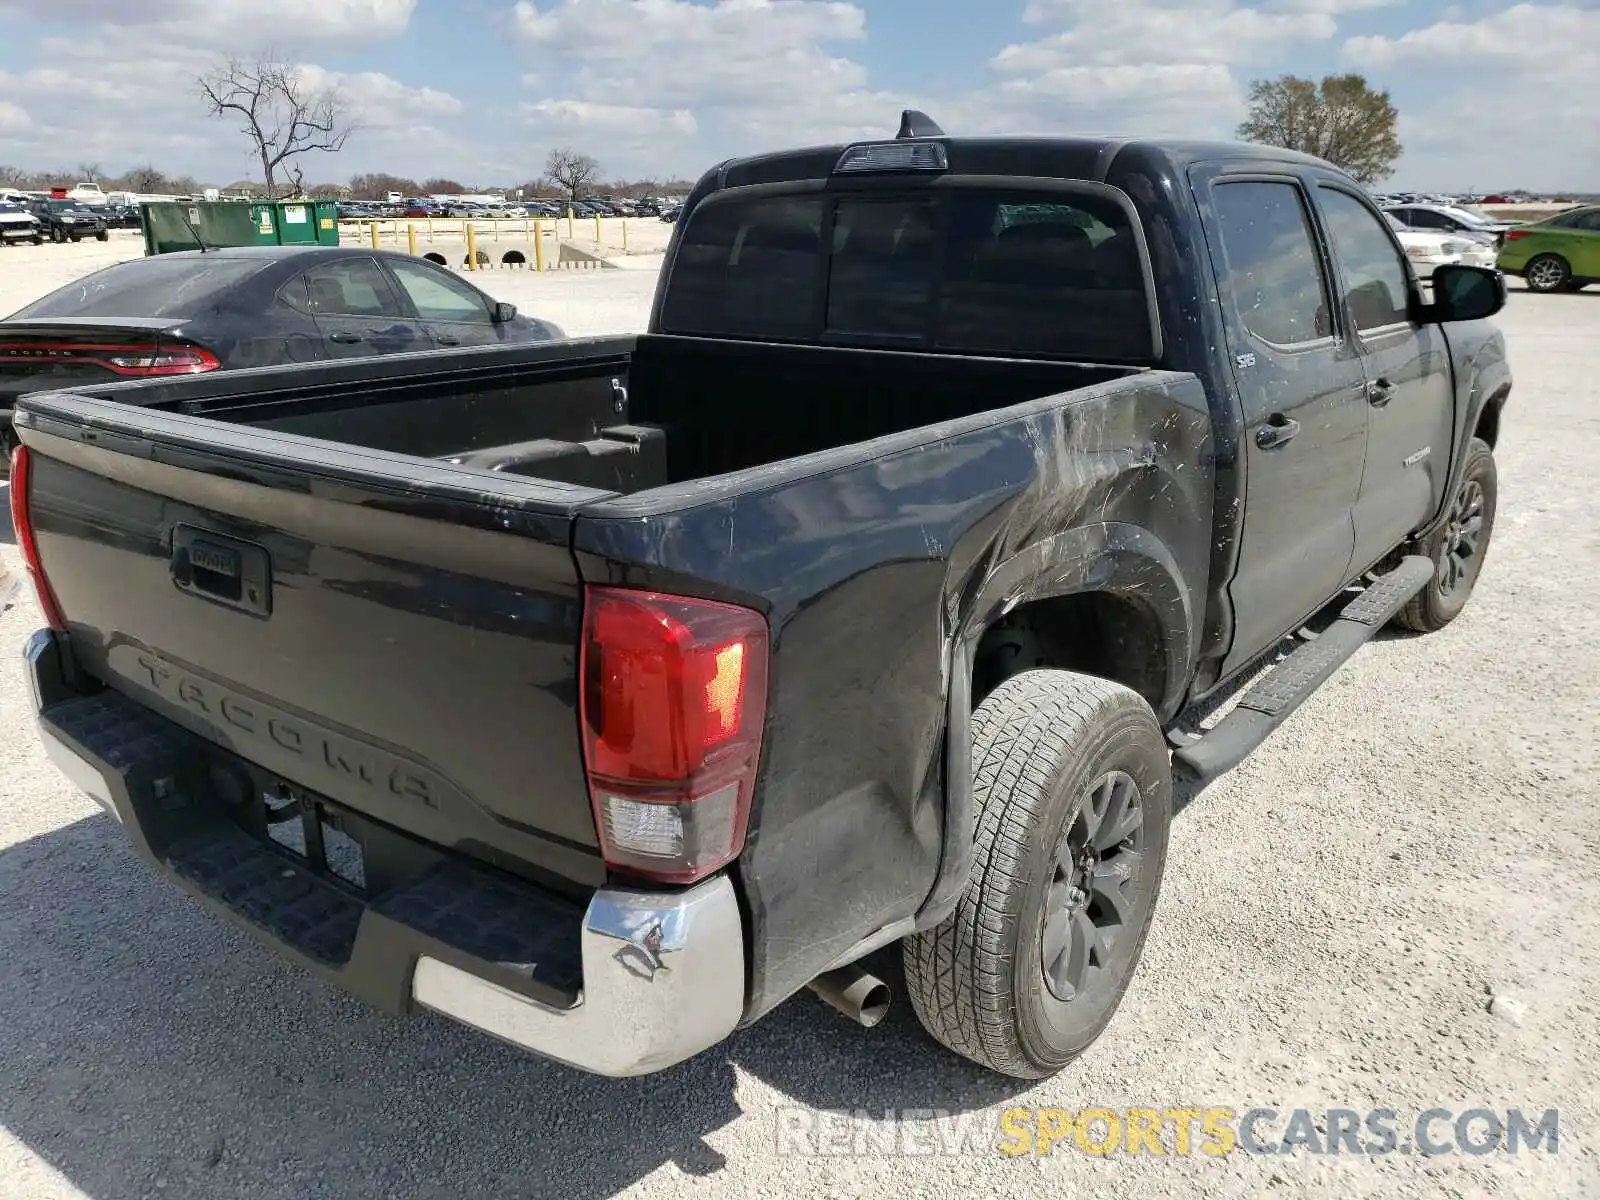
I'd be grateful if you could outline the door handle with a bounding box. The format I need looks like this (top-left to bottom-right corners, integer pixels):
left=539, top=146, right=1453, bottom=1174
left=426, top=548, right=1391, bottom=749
left=435, top=334, right=461, bottom=347
left=1256, top=415, right=1301, bottom=450
left=328, top=331, right=363, bottom=344
left=1366, top=378, right=1396, bottom=407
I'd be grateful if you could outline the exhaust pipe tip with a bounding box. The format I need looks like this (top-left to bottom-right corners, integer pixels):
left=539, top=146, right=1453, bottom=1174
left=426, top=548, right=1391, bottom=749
left=807, top=966, right=891, bottom=1028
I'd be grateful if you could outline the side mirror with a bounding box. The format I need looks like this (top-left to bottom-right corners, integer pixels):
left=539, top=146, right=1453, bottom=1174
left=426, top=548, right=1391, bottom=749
left=492, top=301, right=517, bottom=324
left=1426, top=265, right=1506, bottom=323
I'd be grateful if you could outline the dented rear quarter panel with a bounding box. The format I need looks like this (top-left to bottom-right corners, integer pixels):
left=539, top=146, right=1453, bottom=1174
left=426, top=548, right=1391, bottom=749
left=573, top=368, right=1213, bottom=1021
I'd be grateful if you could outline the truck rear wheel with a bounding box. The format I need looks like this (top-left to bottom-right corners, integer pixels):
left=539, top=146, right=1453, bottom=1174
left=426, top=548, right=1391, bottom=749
left=903, top=669, right=1171, bottom=1078
left=1392, top=436, right=1497, bottom=633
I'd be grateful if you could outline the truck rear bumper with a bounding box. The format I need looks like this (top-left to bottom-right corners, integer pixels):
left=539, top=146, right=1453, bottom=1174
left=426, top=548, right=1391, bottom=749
left=25, top=627, right=746, bottom=1078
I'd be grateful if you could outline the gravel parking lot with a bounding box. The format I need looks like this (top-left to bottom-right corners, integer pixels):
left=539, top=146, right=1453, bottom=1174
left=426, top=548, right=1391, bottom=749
left=1, top=267, right=1597, bottom=1199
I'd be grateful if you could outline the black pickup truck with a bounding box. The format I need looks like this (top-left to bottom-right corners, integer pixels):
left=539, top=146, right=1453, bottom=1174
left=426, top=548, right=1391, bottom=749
left=12, top=115, right=1511, bottom=1079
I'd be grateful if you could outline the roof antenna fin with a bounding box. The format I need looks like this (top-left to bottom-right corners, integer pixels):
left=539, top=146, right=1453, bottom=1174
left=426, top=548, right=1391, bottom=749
left=896, top=110, right=945, bottom=139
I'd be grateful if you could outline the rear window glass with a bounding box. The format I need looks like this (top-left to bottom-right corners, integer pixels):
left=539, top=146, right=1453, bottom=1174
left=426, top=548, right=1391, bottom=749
left=12, top=258, right=267, bottom=319
left=660, top=188, right=1153, bottom=361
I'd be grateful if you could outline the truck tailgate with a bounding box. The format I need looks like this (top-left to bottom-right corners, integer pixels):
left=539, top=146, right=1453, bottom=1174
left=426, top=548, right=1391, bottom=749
left=15, top=393, right=610, bottom=889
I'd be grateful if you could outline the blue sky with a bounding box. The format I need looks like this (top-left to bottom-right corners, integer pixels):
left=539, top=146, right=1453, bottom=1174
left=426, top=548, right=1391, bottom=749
left=0, top=0, right=1594, bottom=191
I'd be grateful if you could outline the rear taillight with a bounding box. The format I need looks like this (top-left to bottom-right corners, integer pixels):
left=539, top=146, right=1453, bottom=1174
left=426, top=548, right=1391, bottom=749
left=1503, top=229, right=1530, bottom=242
left=580, top=586, right=769, bottom=884
left=102, top=346, right=221, bottom=376
left=0, top=341, right=219, bottom=377
left=8, top=445, right=66, bottom=631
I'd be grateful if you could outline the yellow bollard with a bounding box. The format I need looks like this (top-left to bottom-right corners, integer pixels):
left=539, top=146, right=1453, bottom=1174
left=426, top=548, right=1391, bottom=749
left=567, top=206, right=574, bottom=239
left=427, top=217, right=434, bottom=242
left=533, top=220, right=545, bottom=272
left=494, top=219, right=501, bottom=240
left=595, top=212, right=602, bottom=245
left=407, top=224, right=418, bottom=256
left=523, top=218, right=530, bottom=240
left=622, top=216, right=628, bottom=254
left=369, top=221, right=379, bottom=249
left=465, top=222, right=478, bottom=271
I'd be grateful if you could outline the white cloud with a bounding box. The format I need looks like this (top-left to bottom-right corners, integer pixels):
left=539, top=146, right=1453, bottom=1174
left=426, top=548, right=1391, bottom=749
left=1344, top=4, right=1600, bottom=188
left=974, top=0, right=1343, bottom=139
left=298, top=65, right=465, bottom=127
left=1270, top=0, right=1397, bottom=12
left=0, top=46, right=460, bottom=183
left=1014, top=0, right=1336, bottom=64
left=1, top=0, right=417, bottom=42
left=521, top=100, right=696, bottom=137
left=509, top=0, right=900, bottom=170
left=519, top=99, right=700, bottom=163
left=0, top=98, right=31, bottom=132
left=1346, top=1, right=1595, bottom=66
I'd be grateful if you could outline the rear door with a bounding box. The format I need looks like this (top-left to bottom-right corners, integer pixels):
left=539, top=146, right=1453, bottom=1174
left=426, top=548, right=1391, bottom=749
left=382, top=257, right=507, bottom=349
left=1568, top=209, right=1600, bottom=277
left=1194, top=169, right=1370, bottom=672
left=286, top=256, right=434, bottom=359
left=1314, top=184, right=1456, bottom=572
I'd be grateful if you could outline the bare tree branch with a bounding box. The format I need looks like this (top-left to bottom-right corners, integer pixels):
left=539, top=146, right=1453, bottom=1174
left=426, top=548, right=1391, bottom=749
left=544, top=148, right=600, bottom=205
left=124, top=164, right=169, bottom=194
left=197, top=51, right=358, bottom=198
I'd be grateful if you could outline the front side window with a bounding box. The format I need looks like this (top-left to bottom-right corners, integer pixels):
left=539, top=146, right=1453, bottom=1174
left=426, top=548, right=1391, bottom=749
left=1319, top=188, right=1412, bottom=333
left=1209, top=180, right=1331, bottom=347
left=660, top=187, right=1153, bottom=361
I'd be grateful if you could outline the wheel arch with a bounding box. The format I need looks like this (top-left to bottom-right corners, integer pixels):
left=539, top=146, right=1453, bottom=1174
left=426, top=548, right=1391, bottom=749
left=961, top=522, right=1196, bottom=723
left=915, top=523, right=1196, bottom=931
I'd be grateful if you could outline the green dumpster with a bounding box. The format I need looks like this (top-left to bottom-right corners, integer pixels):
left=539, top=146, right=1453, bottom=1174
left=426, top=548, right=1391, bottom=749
left=271, top=200, right=341, bottom=246
left=142, top=199, right=341, bottom=255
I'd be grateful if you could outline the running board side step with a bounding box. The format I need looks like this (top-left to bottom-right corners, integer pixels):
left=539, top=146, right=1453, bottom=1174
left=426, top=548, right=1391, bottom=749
left=1172, top=555, right=1435, bottom=785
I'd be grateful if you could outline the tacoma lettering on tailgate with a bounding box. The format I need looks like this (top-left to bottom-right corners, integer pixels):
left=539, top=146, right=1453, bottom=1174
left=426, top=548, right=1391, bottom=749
left=111, top=645, right=449, bottom=811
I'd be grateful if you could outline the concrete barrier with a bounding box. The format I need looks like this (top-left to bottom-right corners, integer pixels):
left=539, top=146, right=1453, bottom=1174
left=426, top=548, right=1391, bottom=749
left=556, top=241, right=616, bottom=269
left=337, top=215, right=672, bottom=271
left=1480, top=204, right=1580, bottom=223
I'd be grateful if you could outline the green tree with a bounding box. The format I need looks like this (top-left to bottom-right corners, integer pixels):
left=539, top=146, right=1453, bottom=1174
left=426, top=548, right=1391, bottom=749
left=1237, top=73, right=1402, bottom=185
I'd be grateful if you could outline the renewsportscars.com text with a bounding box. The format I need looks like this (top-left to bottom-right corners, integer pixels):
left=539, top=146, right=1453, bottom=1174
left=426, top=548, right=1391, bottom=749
left=774, top=1106, right=1560, bottom=1158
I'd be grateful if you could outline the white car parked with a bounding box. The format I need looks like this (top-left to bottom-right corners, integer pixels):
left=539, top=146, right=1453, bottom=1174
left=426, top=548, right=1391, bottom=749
left=1386, top=212, right=1497, bottom=282
left=0, top=200, right=43, bottom=245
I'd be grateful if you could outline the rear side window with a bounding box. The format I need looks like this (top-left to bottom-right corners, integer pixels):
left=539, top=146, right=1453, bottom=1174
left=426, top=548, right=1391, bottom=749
left=661, top=188, right=1153, bottom=361
left=12, top=258, right=266, bottom=319
left=663, top=195, right=827, bottom=340
left=300, top=258, right=403, bottom=318
left=1209, top=181, right=1332, bottom=347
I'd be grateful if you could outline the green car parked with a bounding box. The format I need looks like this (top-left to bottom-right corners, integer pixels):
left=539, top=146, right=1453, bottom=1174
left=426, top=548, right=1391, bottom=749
left=1495, top=205, right=1600, bottom=293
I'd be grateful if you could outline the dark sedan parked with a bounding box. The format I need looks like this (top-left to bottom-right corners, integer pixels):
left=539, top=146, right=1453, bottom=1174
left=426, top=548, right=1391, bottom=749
left=1, top=246, right=564, bottom=467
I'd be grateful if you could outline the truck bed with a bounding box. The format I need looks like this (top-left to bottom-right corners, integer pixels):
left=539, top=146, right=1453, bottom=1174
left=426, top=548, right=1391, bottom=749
left=70, top=333, right=1137, bottom=491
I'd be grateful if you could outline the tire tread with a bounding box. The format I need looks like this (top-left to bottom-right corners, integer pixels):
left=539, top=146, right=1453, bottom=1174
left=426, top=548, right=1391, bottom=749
left=902, top=670, right=1162, bottom=1077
